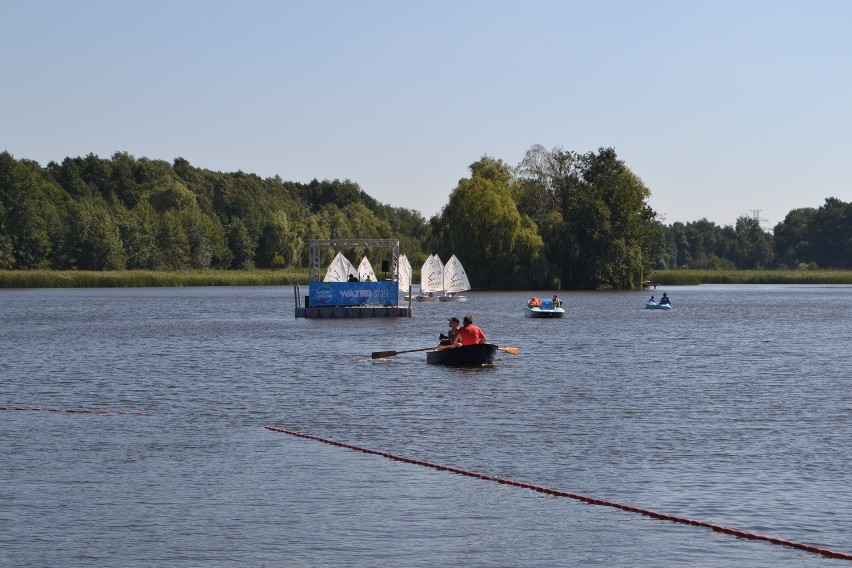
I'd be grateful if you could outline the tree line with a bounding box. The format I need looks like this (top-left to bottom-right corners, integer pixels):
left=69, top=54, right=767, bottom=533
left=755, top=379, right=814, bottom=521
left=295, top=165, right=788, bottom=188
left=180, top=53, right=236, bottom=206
left=656, top=198, right=851, bottom=271
left=0, top=151, right=430, bottom=273
left=1, top=149, right=849, bottom=289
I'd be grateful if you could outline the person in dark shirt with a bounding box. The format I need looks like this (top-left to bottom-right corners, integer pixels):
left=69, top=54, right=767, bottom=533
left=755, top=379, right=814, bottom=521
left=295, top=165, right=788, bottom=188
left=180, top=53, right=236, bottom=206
left=439, top=317, right=460, bottom=345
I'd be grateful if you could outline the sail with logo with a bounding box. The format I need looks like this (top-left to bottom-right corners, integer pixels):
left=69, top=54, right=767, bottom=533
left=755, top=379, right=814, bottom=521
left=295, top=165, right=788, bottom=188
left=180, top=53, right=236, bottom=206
left=439, top=254, right=470, bottom=302
left=415, top=254, right=444, bottom=302
left=323, top=252, right=358, bottom=282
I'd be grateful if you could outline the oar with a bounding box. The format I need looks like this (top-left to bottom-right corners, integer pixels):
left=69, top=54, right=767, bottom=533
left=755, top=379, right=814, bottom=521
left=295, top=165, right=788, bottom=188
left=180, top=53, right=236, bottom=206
left=497, top=346, right=520, bottom=355
left=372, top=346, right=436, bottom=359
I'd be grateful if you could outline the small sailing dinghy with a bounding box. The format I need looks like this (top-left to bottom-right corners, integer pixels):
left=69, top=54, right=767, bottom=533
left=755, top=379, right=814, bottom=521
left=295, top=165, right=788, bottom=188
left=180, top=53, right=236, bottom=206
left=439, top=254, right=470, bottom=302
left=416, top=254, right=444, bottom=302
left=324, top=252, right=358, bottom=282
left=398, top=254, right=413, bottom=300
left=357, top=256, right=377, bottom=282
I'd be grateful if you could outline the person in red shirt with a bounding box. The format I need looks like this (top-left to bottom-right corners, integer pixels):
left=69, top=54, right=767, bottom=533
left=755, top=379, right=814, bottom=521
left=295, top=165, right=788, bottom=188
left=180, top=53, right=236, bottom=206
left=453, top=315, right=487, bottom=346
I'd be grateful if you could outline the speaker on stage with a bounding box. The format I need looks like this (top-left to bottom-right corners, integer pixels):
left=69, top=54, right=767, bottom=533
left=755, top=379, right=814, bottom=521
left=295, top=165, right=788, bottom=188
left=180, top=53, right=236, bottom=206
left=381, top=260, right=391, bottom=272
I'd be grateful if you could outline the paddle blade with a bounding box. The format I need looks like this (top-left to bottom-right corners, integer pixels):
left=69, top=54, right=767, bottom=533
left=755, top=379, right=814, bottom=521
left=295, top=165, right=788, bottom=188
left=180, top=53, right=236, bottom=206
left=371, top=350, right=398, bottom=359
left=498, top=346, right=520, bottom=355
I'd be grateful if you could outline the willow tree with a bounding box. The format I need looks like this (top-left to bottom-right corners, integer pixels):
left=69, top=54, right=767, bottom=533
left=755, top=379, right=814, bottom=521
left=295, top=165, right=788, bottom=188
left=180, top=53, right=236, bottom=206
left=434, top=156, right=547, bottom=289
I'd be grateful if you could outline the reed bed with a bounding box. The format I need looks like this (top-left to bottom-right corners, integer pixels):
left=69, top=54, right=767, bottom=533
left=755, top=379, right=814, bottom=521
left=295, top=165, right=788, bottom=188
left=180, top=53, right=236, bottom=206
left=651, top=269, right=852, bottom=286
left=0, top=269, right=309, bottom=288
left=3, top=268, right=850, bottom=289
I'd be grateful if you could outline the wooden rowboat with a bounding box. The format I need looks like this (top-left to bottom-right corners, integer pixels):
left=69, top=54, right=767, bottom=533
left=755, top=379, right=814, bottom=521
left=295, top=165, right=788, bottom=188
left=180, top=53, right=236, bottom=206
left=426, top=343, right=497, bottom=366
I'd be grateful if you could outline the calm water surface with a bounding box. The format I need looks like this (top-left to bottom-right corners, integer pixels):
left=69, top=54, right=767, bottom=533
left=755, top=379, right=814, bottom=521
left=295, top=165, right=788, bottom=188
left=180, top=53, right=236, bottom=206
left=1, top=285, right=850, bottom=567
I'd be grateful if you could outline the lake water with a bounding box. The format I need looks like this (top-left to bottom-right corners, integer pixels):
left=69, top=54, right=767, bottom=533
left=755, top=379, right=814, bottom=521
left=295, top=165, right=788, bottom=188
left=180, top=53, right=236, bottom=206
left=1, top=284, right=850, bottom=567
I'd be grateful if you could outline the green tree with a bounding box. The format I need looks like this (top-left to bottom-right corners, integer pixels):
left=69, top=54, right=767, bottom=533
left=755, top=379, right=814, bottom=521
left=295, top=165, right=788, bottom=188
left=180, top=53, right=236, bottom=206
left=227, top=218, right=255, bottom=269
left=516, top=145, right=656, bottom=289
left=573, top=148, right=654, bottom=289
left=808, top=198, right=852, bottom=268
left=257, top=211, right=301, bottom=268
left=0, top=153, right=69, bottom=268
left=732, top=215, right=774, bottom=269
left=148, top=177, right=197, bottom=212
left=434, top=156, right=547, bottom=289
left=67, top=197, right=126, bottom=269
left=773, top=208, right=816, bottom=267
left=179, top=209, right=219, bottom=269
left=0, top=199, right=14, bottom=268
left=158, top=211, right=191, bottom=269
left=116, top=200, right=161, bottom=269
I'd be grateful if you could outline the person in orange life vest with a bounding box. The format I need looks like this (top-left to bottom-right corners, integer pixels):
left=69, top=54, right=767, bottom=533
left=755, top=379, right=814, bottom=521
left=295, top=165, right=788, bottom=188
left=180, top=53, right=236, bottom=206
left=453, top=314, right=487, bottom=346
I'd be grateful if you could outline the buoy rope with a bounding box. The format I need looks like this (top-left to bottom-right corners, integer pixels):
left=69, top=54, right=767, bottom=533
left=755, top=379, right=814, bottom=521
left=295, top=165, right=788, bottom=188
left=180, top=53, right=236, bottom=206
left=1, top=405, right=145, bottom=416
left=265, top=426, right=852, bottom=561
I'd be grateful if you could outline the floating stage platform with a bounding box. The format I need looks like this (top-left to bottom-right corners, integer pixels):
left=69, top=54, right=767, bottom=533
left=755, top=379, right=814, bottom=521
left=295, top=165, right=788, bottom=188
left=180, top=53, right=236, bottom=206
left=295, top=305, right=412, bottom=318
left=295, top=238, right=413, bottom=319
left=293, top=282, right=412, bottom=319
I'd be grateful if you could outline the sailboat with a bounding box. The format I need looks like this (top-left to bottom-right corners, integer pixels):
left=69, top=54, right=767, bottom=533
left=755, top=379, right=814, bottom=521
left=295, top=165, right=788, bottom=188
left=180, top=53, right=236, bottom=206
left=357, top=256, right=377, bottom=282
left=398, top=254, right=413, bottom=299
left=439, top=254, right=470, bottom=302
left=416, top=254, right=443, bottom=302
left=324, top=252, right=358, bottom=282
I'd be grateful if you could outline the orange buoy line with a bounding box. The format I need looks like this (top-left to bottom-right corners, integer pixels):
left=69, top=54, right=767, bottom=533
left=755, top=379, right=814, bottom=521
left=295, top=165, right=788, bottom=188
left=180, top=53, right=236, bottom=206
left=1, top=406, right=145, bottom=416
left=265, top=426, right=852, bottom=561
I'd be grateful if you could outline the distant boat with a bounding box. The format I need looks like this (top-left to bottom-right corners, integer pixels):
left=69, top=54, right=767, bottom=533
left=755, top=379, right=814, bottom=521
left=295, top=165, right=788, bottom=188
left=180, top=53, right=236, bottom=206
left=525, top=298, right=565, bottom=318
left=415, top=254, right=443, bottom=302
left=645, top=300, right=672, bottom=310
left=439, top=254, right=470, bottom=302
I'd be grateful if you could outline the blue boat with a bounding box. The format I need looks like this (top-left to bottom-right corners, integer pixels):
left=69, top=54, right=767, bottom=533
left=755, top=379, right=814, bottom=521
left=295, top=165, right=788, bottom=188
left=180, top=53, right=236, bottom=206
left=525, top=306, right=566, bottom=318
left=645, top=300, right=672, bottom=310
left=525, top=298, right=565, bottom=318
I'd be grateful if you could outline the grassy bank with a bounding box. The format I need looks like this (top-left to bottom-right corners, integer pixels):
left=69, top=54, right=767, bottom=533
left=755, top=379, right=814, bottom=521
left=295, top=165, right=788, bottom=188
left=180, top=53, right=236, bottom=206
left=0, top=269, right=310, bottom=288
left=650, top=269, right=852, bottom=285
left=3, top=268, right=850, bottom=289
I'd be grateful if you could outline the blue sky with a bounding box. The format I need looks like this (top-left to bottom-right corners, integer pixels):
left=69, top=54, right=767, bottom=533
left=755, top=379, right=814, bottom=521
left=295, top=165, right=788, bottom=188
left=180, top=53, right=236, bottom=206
left=3, top=0, right=851, bottom=229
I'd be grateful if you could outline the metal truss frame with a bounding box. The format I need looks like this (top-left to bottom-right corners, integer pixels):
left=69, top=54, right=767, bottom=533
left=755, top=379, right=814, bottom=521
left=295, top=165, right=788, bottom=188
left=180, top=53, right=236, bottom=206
left=308, top=239, right=400, bottom=282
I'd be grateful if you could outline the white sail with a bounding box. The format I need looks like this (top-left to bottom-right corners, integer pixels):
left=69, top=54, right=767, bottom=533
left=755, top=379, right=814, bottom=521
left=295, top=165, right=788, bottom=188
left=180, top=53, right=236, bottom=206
left=398, top=254, right=412, bottom=291
left=358, top=256, right=377, bottom=282
left=418, top=254, right=432, bottom=290
left=343, top=254, right=358, bottom=281
left=443, top=254, right=471, bottom=293
left=420, top=254, right=444, bottom=294
left=324, top=252, right=357, bottom=282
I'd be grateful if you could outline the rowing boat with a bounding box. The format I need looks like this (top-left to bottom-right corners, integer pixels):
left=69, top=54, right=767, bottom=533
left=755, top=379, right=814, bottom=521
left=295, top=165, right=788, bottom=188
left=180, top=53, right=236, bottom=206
left=426, top=343, right=497, bottom=366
